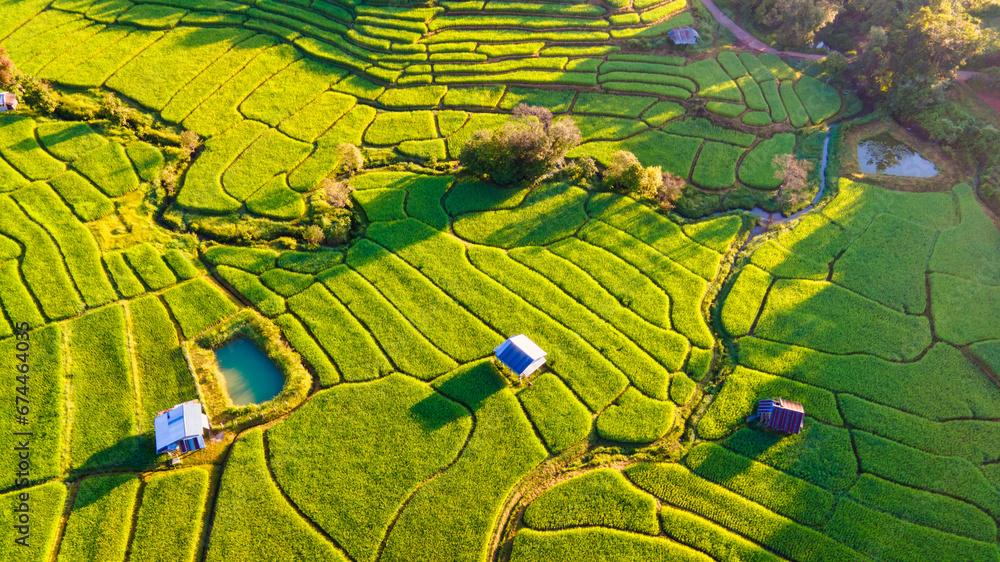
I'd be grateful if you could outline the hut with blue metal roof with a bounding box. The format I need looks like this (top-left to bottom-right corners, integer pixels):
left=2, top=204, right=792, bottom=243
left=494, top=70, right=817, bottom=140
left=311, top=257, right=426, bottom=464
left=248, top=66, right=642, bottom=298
left=154, top=400, right=211, bottom=459
left=494, top=335, right=547, bottom=382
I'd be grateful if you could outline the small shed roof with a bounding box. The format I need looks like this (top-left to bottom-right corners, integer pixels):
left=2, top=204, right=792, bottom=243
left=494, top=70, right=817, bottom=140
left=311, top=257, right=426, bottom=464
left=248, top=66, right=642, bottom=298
left=154, top=400, right=210, bottom=454
left=494, top=334, right=547, bottom=377
left=668, top=27, right=700, bottom=45
left=756, top=398, right=804, bottom=434
left=0, top=92, right=16, bottom=111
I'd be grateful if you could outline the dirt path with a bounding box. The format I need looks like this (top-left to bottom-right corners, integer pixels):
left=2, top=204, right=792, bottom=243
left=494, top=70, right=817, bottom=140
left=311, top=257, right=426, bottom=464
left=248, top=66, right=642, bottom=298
left=957, top=70, right=1000, bottom=115
left=699, top=0, right=825, bottom=60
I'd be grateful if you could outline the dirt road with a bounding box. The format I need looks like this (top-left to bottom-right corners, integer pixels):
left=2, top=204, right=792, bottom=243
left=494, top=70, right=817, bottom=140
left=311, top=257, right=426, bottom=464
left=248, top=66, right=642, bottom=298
left=698, top=0, right=826, bottom=60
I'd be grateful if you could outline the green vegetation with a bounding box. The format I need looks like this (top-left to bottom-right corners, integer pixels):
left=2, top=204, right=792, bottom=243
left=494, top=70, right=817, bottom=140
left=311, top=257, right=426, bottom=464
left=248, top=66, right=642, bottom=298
left=129, top=295, right=198, bottom=424
left=206, top=429, right=347, bottom=562
left=163, top=278, right=240, bottom=339
left=288, top=283, right=393, bottom=381
left=0, top=326, right=62, bottom=483
left=794, top=75, right=841, bottom=123
left=320, top=265, right=456, bottom=378
left=380, top=362, right=547, bottom=562
left=365, top=111, right=438, bottom=145
left=48, top=172, right=114, bottom=222
left=685, top=443, right=836, bottom=525
left=36, top=121, right=106, bottom=161
left=512, top=528, right=711, bottom=561
left=454, top=183, right=588, bottom=248
left=848, top=473, right=996, bottom=542
left=57, top=474, right=140, bottom=562
left=755, top=279, right=932, bottom=360
left=72, top=141, right=139, bottom=197
left=0, top=482, right=66, bottom=562
left=269, top=374, right=470, bottom=561
left=12, top=182, right=116, bottom=307
left=124, top=243, right=177, bottom=290
left=3, top=4, right=990, bottom=561
left=627, top=463, right=865, bottom=561
left=0, top=115, right=65, bottom=180
left=738, top=133, right=796, bottom=189
left=691, top=142, right=744, bottom=189
left=573, top=93, right=655, bottom=117
left=130, top=469, right=210, bottom=562
left=516, top=373, right=591, bottom=453
left=780, top=81, right=809, bottom=127
left=68, top=306, right=139, bottom=471
left=524, top=469, right=659, bottom=534
left=217, top=265, right=286, bottom=317
left=596, top=388, right=675, bottom=443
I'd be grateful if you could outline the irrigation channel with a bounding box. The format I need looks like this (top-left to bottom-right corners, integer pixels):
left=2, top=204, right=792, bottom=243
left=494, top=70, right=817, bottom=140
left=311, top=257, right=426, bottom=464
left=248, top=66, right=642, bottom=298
left=743, top=127, right=833, bottom=238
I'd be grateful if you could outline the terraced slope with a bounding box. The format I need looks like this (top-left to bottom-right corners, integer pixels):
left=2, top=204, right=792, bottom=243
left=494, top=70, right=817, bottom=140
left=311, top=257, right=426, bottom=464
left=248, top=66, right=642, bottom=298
left=2, top=1, right=997, bottom=562
left=506, top=180, right=1000, bottom=562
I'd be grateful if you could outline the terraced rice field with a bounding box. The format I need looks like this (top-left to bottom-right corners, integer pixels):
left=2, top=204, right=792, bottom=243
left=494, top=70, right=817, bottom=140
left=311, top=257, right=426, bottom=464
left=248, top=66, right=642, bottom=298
left=1, top=0, right=997, bottom=561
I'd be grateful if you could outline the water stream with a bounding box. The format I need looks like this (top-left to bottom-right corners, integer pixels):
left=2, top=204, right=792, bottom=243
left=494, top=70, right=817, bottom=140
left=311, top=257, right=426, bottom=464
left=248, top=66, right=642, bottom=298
left=746, top=129, right=833, bottom=238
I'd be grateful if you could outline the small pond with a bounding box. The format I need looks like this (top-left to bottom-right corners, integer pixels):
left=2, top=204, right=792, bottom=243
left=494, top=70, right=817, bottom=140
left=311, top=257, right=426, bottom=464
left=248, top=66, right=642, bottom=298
left=857, top=132, right=938, bottom=177
left=215, top=338, right=285, bottom=406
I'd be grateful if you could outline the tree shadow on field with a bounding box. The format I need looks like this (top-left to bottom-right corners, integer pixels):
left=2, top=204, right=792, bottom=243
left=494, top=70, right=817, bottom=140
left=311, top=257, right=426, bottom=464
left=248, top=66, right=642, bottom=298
left=410, top=360, right=504, bottom=431
left=70, top=433, right=157, bottom=481
left=409, top=394, right=467, bottom=431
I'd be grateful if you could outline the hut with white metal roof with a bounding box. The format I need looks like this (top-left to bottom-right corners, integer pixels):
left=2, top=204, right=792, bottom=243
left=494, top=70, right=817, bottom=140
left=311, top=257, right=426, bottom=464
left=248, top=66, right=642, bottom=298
left=494, top=335, right=547, bottom=382
left=154, top=400, right=211, bottom=457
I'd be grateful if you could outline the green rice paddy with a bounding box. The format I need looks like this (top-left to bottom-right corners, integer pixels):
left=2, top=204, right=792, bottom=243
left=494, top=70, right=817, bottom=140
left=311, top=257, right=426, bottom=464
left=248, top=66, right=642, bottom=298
left=0, top=0, right=995, bottom=561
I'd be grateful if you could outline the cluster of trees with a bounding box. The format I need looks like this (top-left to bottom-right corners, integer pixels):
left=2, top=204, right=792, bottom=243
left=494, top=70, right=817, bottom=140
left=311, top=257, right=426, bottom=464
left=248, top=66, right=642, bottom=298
left=738, top=0, right=998, bottom=114
left=459, top=105, right=686, bottom=212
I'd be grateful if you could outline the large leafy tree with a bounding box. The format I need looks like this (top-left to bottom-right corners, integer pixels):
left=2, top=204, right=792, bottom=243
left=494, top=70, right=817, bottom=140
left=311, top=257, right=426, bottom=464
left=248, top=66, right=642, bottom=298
left=855, top=0, right=986, bottom=113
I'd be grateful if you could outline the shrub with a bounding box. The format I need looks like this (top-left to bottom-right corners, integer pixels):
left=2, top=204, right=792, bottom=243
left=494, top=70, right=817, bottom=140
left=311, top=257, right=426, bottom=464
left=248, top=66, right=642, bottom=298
left=602, top=150, right=660, bottom=195
left=322, top=177, right=354, bottom=209
left=459, top=111, right=581, bottom=185
left=335, top=143, right=363, bottom=176
left=303, top=225, right=325, bottom=245
left=655, top=171, right=685, bottom=212
left=773, top=153, right=815, bottom=208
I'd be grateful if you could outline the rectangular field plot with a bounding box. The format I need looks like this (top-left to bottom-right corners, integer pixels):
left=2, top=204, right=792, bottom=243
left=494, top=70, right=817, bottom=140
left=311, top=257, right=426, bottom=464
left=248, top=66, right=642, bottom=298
left=67, top=305, right=140, bottom=471
left=0, top=482, right=67, bottom=562
left=0, top=326, right=64, bottom=484
left=57, top=474, right=140, bottom=562
left=129, top=295, right=198, bottom=427
left=162, top=278, right=240, bottom=339
left=131, top=468, right=210, bottom=562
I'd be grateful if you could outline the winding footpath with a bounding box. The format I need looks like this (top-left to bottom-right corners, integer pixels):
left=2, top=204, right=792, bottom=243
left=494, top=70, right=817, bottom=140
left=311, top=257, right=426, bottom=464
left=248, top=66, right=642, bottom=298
left=699, top=0, right=825, bottom=60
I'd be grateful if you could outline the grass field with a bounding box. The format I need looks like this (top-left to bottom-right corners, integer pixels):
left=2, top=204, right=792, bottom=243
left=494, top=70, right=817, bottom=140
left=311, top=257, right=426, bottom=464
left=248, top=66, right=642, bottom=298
left=0, top=0, right=993, bottom=560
